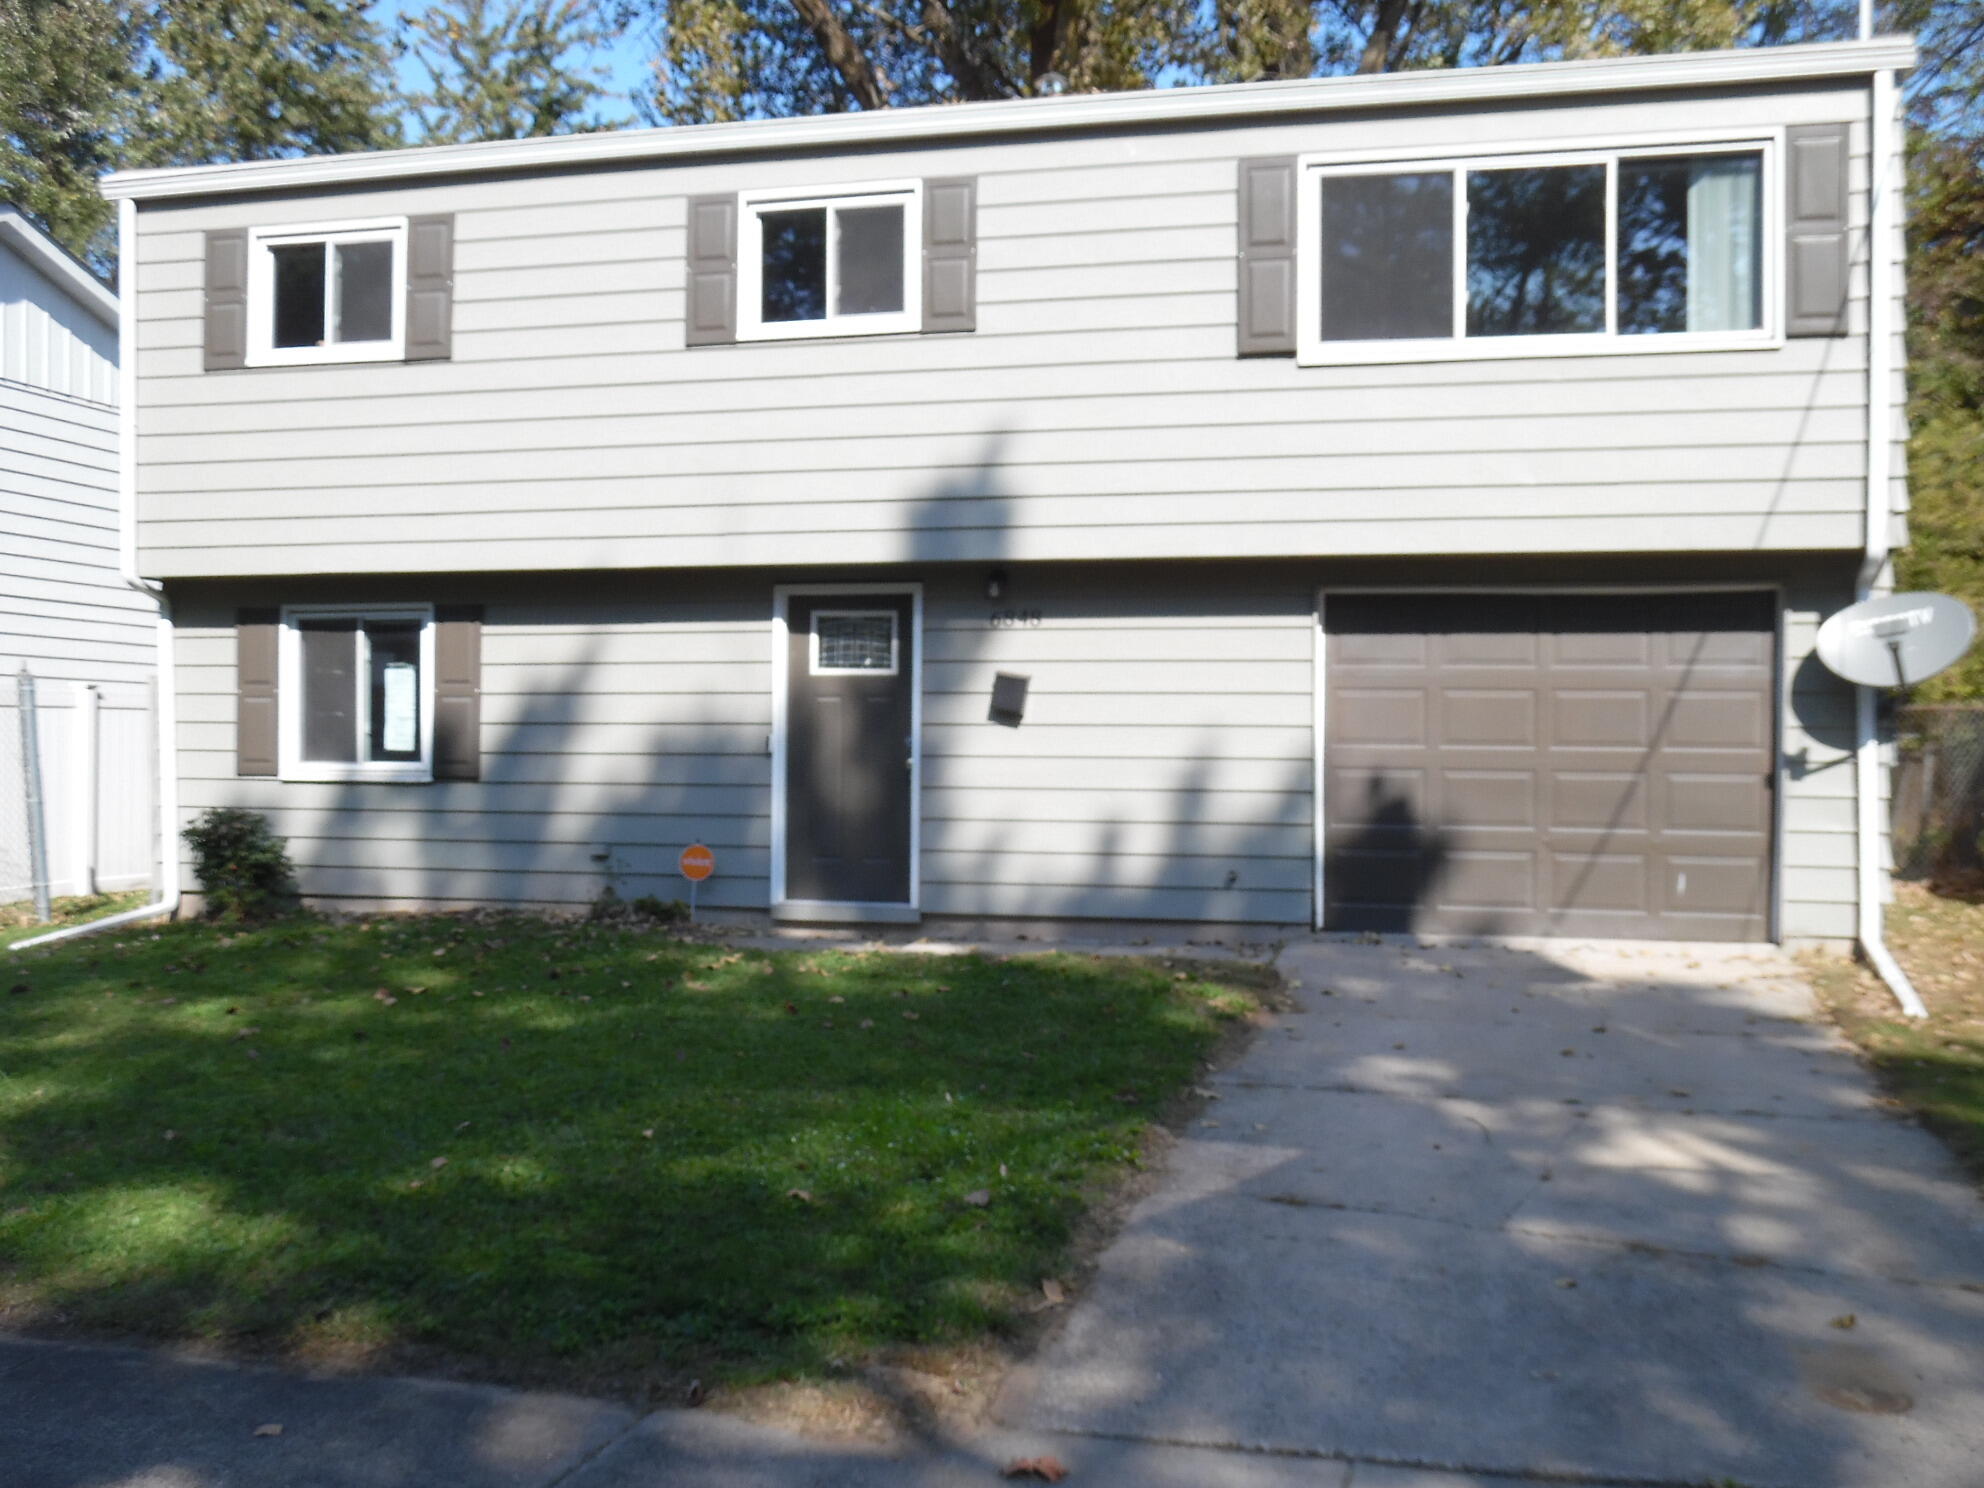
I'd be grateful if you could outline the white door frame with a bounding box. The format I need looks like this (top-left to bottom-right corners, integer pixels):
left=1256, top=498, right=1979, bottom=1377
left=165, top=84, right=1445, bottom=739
left=1313, top=582, right=1784, bottom=941
left=771, top=582, right=924, bottom=924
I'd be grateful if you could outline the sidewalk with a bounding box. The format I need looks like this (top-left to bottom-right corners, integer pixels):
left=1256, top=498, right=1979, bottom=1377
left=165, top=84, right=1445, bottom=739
left=2, top=1332, right=1509, bottom=1488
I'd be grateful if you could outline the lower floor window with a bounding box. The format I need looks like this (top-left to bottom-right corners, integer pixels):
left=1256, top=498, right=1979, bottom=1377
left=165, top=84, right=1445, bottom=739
left=283, top=607, right=434, bottom=779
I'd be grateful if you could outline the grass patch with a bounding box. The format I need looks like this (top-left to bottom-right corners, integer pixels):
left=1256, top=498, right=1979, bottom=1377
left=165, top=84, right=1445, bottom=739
left=0, top=913, right=1265, bottom=1399
left=1, top=890, right=151, bottom=949
left=1807, top=881, right=1984, bottom=1185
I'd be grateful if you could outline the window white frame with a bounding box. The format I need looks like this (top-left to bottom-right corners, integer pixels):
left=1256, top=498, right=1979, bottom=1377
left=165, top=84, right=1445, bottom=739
left=1295, top=128, right=1781, bottom=366
left=737, top=179, right=923, bottom=342
left=278, top=603, right=436, bottom=783
left=809, top=609, right=901, bottom=676
left=247, top=217, right=409, bottom=367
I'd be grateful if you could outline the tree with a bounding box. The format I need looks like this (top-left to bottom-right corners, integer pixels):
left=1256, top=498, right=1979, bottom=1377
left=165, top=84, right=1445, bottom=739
left=398, top=0, right=625, bottom=143
left=1, top=1, right=399, bottom=269
left=1895, top=128, right=1984, bottom=700
left=0, top=0, right=138, bottom=268
left=133, top=0, right=402, bottom=167
left=640, top=0, right=1202, bottom=124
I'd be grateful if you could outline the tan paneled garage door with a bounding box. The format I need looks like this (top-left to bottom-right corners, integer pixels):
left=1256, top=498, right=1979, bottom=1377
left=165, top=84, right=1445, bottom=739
left=1324, top=592, right=1775, bottom=941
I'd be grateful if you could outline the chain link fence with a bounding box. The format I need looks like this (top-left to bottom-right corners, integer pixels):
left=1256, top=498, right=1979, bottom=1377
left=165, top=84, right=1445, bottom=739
left=1893, top=704, right=1984, bottom=881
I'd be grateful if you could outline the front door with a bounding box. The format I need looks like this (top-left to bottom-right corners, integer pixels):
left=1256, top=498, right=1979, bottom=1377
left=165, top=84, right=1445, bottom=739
left=784, top=592, right=915, bottom=906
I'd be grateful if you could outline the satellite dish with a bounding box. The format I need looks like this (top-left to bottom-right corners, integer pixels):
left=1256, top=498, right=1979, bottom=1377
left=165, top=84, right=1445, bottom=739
left=1816, top=592, right=1977, bottom=687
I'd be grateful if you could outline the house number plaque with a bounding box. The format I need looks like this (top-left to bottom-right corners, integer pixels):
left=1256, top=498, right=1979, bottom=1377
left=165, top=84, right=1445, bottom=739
left=989, top=609, right=1043, bottom=628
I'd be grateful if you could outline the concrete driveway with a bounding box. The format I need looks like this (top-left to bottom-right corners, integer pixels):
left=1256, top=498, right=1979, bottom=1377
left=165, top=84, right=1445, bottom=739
left=1001, top=938, right=1984, bottom=1488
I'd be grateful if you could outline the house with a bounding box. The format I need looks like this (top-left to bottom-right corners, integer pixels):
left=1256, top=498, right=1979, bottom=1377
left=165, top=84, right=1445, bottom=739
left=2, top=205, right=148, bottom=685
left=2, top=205, right=158, bottom=903
left=100, top=37, right=1913, bottom=947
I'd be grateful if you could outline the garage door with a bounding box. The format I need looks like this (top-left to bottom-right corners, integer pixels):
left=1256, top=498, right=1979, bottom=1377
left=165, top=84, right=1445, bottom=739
left=1324, top=592, right=1775, bottom=941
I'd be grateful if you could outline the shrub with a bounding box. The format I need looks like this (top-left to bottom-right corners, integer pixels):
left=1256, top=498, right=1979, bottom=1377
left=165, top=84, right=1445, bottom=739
left=181, top=808, right=297, bottom=922
left=588, top=887, right=689, bottom=925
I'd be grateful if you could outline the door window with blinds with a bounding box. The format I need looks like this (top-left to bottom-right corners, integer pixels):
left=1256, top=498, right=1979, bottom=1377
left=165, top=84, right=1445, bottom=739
left=246, top=219, right=407, bottom=366
left=737, top=181, right=923, bottom=340
left=810, top=611, right=900, bottom=675
left=1297, top=141, right=1771, bottom=364
left=279, top=606, right=435, bottom=781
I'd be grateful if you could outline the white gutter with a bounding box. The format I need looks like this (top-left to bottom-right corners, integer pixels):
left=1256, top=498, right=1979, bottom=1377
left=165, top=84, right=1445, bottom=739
left=101, top=37, right=1916, bottom=203
left=1852, top=66, right=1926, bottom=1019
left=12, top=199, right=180, bottom=953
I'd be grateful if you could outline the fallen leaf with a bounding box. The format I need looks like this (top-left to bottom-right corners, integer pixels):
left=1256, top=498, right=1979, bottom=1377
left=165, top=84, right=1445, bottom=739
left=1041, top=1278, right=1066, bottom=1305
left=859, top=1019, right=875, bottom=1029
left=1831, top=1313, right=1858, bottom=1330
left=786, top=1188, right=814, bottom=1203
left=252, top=1423, right=284, bottom=1438
left=828, top=995, right=845, bottom=1004
left=1002, top=1456, right=1068, bottom=1482
left=455, top=1120, right=471, bottom=1132
left=902, top=1010, right=920, bottom=1021
left=1555, top=1277, right=1578, bottom=1289
left=784, top=1001, right=798, bottom=1015
left=162, top=1129, right=177, bottom=1142
left=963, top=1188, right=991, bottom=1207
left=641, top=1129, right=654, bottom=1139
left=430, top=1156, right=448, bottom=1170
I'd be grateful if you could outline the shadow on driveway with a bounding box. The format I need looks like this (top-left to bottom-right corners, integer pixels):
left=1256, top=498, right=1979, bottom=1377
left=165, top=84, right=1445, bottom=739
left=1003, top=938, right=1984, bottom=1488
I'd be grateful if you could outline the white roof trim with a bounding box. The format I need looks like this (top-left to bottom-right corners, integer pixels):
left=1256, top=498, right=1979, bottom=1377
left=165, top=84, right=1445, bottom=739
left=0, top=206, right=118, bottom=326
left=103, top=37, right=1913, bottom=204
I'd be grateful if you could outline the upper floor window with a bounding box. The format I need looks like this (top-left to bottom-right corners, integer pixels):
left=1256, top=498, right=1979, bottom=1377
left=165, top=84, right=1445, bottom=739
left=248, top=219, right=407, bottom=367
left=1296, top=143, right=1771, bottom=364
left=737, top=182, right=923, bottom=341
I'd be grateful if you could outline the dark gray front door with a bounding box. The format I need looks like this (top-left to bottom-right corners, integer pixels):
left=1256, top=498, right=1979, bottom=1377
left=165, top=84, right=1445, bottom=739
left=1325, top=592, right=1776, bottom=941
left=785, top=593, right=914, bottom=905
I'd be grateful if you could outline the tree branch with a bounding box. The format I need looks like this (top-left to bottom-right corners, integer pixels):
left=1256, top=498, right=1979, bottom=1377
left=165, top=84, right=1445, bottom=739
left=788, top=0, right=889, bottom=108
left=920, top=1, right=1014, bottom=99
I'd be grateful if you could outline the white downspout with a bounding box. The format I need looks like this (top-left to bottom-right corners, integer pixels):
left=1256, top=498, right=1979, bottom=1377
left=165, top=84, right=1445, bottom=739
left=13, top=197, right=180, bottom=952
left=1853, top=66, right=1927, bottom=1018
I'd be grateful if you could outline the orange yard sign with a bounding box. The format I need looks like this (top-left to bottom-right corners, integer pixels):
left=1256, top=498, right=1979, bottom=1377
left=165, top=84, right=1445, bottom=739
left=680, top=844, right=715, bottom=882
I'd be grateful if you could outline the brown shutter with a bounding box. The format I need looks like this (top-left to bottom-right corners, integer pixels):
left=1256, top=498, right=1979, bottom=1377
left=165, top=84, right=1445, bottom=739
left=432, top=605, right=482, bottom=781
left=1786, top=124, right=1850, bottom=338
left=405, top=213, right=455, bottom=361
left=236, top=609, right=279, bottom=776
left=922, top=177, right=977, bottom=334
left=204, top=229, right=249, bottom=371
left=1237, top=157, right=1298, bottom=357
left=685, top=195, right=737, bottom=346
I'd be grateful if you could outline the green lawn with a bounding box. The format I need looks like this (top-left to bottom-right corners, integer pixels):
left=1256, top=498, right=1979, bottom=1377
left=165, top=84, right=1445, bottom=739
left=0, top=890, right=152, bottom=949
left=0, top=912, right=1265, bottom=1396
left=1809, top=882, right=1984, bottom=1185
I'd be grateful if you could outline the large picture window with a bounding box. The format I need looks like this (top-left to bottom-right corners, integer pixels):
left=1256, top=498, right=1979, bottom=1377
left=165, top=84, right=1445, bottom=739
left=279, top=606, right=434, bottom=782
left=247, top=220, right=407, bottom=367
left=737, top=182, right=922, bottom=341
left=1299, top=142, right=1770, bottom=363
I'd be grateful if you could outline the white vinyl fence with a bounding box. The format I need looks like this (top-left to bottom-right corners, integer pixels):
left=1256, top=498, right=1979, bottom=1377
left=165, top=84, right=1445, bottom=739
left=1, top=669, right=156, bottom=912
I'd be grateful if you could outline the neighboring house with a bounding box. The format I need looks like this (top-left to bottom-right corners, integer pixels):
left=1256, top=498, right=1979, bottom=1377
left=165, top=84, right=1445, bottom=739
left=1, top=205, right=158, bottom=900
left=1, top=205, right=148, bottom=685
left=103, top=37, right=1912, bottom=946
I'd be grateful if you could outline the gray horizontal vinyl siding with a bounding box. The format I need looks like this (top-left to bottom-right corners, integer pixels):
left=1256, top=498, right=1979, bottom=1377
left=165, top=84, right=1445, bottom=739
left=133, top=79, right=1884, bottom=578
left=170, top=565, right=1315, bottom=924
left=168, top=560, right=1860, bottom=941
left=1, top=379, right=157, bottom=686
